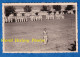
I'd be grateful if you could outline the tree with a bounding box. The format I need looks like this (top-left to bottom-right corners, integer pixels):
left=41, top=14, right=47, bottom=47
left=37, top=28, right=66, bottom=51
left=24, top=5, right=32, bottom=12
left=41, top=5, right=48, bottom=11
left=73, top=10, right=75, bottom=14
left=53, top=5, right=61, bottom=11
left=35, top=12, right=38, bottom=15
left=5, top=6, right=15, bottom=17
left=13, top=13, right=17, bottom=16
left=65, top=5, right=73, bottom=11
left=47, top=11, right=52, bottom=14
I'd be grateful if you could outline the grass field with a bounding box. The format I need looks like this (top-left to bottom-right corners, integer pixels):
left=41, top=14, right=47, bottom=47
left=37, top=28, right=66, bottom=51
left=4, top=14, right=77, bottom=52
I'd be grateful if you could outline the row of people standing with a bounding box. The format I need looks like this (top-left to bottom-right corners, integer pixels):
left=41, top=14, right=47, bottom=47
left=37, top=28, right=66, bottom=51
left=4, top=12, right=64, bottom=23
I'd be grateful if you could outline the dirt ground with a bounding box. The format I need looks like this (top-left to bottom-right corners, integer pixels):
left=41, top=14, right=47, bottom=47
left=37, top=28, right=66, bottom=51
left=4, top=14, right=77, bottom=52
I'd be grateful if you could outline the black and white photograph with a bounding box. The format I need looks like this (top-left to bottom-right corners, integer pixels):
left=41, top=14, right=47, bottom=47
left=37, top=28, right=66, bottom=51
left=2, top=3, right=78, bottom=53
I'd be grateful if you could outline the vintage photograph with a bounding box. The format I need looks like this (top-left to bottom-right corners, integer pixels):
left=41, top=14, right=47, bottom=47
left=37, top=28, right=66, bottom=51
left=2, top=3, right=78, bottom=53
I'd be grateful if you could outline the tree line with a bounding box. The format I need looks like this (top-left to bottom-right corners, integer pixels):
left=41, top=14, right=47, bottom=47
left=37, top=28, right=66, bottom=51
left=5, top=5, right=74, bottom=17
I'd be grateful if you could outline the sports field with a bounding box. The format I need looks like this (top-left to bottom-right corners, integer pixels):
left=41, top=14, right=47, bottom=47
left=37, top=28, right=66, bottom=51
left=4, top=14, right=76, bottom=52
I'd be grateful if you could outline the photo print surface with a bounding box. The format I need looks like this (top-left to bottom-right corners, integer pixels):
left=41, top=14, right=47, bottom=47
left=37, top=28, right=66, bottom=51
left=2, top=3, right=78, bottom=53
